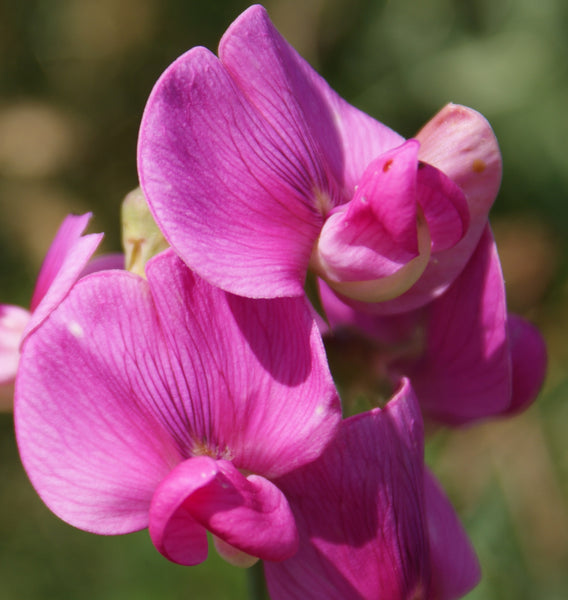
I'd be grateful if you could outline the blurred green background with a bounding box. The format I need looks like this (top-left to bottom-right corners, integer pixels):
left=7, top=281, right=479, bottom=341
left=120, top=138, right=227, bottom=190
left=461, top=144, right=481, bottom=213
left=1, top=0, right=567, bottom=598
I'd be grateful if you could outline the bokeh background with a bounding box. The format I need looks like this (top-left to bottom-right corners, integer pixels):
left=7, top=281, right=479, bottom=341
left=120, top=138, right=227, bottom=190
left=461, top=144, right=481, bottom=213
left=1, top=0, right=567, bottom=598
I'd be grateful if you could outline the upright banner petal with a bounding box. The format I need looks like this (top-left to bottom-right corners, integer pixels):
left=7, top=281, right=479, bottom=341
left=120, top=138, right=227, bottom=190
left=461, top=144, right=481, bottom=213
left=139, top=45, right=324, bottom=298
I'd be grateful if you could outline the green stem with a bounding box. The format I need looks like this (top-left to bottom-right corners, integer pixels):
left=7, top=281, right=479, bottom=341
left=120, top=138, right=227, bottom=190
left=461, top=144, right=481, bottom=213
left=247, top=561, right=269, bottom=600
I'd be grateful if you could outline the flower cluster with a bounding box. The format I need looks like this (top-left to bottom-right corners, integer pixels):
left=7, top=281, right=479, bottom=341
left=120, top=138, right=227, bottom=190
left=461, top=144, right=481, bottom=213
left=8, top=5, right=547, bottom=600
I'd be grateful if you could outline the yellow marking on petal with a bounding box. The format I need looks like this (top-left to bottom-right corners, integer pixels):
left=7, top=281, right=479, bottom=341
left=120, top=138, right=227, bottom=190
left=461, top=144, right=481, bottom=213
left=472, top=158, right=486, bottom=173
left=313, top=188, right=332, bottom=218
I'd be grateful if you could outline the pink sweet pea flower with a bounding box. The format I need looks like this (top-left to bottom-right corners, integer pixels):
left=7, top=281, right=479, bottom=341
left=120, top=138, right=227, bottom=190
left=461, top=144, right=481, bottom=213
left=266, top=379, right=480, bottom=599
left=15, top=248, right=341, bottom=566
left=319, top=227, right=547, bottom=425
left=0, top=213, right=104, bottom=389
left=138, top=5, right=500, bottom=308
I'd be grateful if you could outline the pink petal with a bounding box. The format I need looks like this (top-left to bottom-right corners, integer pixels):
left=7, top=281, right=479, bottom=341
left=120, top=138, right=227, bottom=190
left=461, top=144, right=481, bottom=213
left=425, top=470, right=480, bottom=600
left=138, top=45, right=323, bottom=299
left=320, top=226, right=513, bottom=425
left=149, top=457, right=214, bottom=566
left=0, top=305, right=30, bottom=384
left=24, top=213, right=103, bottom=341
left=314, top=141, right=468, bottom=305
left=361, top=104, right=502, bottom=315
left=16, top=249, right=340, bottom=534
left=266, top=380, right=430, bottom=599
left=417, top=103, right=502, bottom=233
left=503, top=314, right=547, bottom=415
left=80, top=252, right=124, bottom=276
left=15, top=271, right=181, bottom=534
left=150, top=457, right=298, bottom=566
left=145, top=250, right=341, bottom=478
left=416, top=158, right=469, bottom=253
left=396, top=226, right=511, bottom=424
left=314, top=143, right=422, bottom=282
left=219, top=5, right=404, bottom=198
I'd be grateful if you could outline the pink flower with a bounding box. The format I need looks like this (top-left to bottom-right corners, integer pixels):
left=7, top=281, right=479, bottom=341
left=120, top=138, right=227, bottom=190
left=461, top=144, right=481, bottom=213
left=15, top=248, right=341, bottom=566
left=138, top=5, right=500, bottom=308
left=0, top=213, right=104, bottom=388
left=266, top=380, right=480, bottom=599
left=319, top=227, right=547, bottom=425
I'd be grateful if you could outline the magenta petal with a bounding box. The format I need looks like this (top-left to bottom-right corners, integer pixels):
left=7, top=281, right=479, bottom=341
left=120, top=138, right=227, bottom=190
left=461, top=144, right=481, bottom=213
left=150, top=458, right=298, bottom=566
left=193, top=464, right=298, bottom=562
left=348, top=141, right=420, bottom=253
left=219, top=5, right=404, bottom=198
left=363, top=104, right=501, bottom=315
left=266, top=380, right=430, bottom=599
left=15, top=271, right=183, bottom=534
left=145, top=250, right=341, bottom=478
left=503, top=314, right=547, bottom=415
left=417, top=103, right=501, bottom=237
left=80, top=252, right=124, bottom=276
left=138, top=44, right=323, bottom=299
left=0, top=305, right=30, bottom=384
left=149, top=457, right=214, bottom=566
left=30, top=213, right=92, bottom=310
left=425, top=470, right=480, bottom=600
left=24, top=213, right=103, bottom=341
left=396, top=226, right=512, bottom=425
left=416, top=160, right=469, bottom=253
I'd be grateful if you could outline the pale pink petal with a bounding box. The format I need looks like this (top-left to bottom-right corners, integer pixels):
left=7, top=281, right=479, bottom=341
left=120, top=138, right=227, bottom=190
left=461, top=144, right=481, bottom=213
left=266, top=380, right=430, bottom=599
left=138, top=45, right=323, bottom=299
left=150, top=457, right=298, bottom=566
left=503, top=314, right=547, bottom=415
left=0, top=305, right=30, bottom=384
left=417, top=103, right=502, bottom=233
left=219, top=5, right=404, bottom=198
left=15, top=271, right=182, bottom=534
left=425, top=470, right=480, bottom=600
left=145, top=250, right=341, bottom=478
left=23, top=213, right=103, bottom=341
